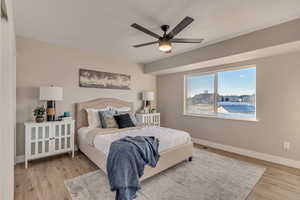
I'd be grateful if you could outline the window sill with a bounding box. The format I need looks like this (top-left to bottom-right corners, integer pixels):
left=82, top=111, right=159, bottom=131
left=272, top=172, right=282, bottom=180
left=183, top=113, right=258, bottom=122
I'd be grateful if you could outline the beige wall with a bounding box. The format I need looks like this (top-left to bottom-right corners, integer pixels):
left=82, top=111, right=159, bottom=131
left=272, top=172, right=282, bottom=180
left=1, top=0, right=16, bottom=199
left=16, top=37, right=156, bottom=156
left=157, top=51, right=300, bottom=161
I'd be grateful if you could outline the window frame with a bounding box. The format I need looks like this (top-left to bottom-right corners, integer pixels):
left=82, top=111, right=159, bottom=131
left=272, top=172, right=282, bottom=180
left=183, top=65, right=257, bottom=121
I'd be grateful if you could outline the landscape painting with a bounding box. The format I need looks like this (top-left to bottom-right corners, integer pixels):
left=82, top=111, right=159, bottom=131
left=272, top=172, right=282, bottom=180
left=79, top=69, right=131, bottom=90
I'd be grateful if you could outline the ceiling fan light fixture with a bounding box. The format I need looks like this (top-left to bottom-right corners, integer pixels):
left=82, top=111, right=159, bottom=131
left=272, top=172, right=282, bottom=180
left=159, top=40, right=172, bottom=52
left=132, top=16, right=203, bottom=53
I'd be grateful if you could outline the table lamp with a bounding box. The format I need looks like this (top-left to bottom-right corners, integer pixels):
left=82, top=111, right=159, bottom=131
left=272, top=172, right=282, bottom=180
left=40, top=86, right=63, bottom=121
left=142, top=91, right=154, bottom=113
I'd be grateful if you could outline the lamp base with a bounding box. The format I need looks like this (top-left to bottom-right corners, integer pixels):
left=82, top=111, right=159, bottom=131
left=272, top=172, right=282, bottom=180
left=143, top=100, right=151, bottom=114
left=47, top=100, right=56, bottom=121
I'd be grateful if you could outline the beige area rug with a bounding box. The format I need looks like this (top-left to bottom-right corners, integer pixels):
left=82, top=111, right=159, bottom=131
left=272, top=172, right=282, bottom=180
left=65, top=148, right=265, bottom=200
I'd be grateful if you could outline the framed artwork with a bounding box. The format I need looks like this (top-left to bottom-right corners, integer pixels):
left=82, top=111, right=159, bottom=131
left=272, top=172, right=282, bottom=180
left=79, top=68, right=131, bottom=90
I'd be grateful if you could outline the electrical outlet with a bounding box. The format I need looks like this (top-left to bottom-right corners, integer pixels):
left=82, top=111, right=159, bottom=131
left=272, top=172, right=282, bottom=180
left=283, top=141, right=290, bottom=151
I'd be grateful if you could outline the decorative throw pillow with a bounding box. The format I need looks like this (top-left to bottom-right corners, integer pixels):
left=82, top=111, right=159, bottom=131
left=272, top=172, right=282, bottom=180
left=114, top=113, right=135, bottom=129
left=99, top=110, right=118, bottom=128
left=86, top=107, right=110, bottom=128
left=115, top=111, right=138, bottom=126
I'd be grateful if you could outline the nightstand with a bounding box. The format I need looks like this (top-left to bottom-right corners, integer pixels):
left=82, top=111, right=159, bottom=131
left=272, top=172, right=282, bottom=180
left=136, top=113, right=160, bottom=126
left=24, top=120, right=75, bottom=168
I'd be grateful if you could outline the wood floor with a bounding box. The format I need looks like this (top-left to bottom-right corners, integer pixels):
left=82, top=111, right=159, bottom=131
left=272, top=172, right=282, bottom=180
left=15, top=145, right=300, bottom=200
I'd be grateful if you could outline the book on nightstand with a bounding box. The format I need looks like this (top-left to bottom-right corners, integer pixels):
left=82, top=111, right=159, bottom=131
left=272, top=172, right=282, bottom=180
left=62, top=117, right=72, bottom=121
left=58, top=116, right=73, bottom=121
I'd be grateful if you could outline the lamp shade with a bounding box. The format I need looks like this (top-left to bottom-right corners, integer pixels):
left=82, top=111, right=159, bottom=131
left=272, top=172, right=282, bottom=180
left=40, top=86, right=63, bottom=101
left=159, top=40, right=172, bottom=52
left=142, top=91, right=154, bottom=101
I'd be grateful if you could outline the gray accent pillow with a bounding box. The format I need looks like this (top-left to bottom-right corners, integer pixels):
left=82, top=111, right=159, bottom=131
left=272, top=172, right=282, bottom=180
left=86, top=107, right=110, bottom=128
left=99, top=110, right=118, bottom=128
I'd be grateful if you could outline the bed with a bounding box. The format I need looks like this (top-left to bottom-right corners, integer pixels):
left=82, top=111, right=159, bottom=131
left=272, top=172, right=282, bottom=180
left=76, top=98, right=193, bottom=181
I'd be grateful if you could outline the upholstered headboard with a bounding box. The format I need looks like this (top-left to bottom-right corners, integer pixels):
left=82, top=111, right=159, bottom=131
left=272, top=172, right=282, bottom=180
left=75, top=98, right=134, bottom=129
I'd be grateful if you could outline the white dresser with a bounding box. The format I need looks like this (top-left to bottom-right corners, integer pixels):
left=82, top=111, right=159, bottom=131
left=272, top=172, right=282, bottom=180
left=24, top=120, right=75, bottom=168
left=136, top=113, right=160, bottom=126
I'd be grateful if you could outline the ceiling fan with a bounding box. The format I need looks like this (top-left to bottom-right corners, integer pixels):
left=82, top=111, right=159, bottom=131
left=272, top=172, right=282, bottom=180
left=131, top=16, right=203, bottom=53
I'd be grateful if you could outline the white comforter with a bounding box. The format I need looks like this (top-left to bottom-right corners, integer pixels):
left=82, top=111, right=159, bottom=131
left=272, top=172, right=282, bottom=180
left=79, top=126, right=192, bottom=156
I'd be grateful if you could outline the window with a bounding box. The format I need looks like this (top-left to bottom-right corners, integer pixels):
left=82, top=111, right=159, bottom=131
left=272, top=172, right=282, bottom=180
left=185, top=66, right=256, bottom=120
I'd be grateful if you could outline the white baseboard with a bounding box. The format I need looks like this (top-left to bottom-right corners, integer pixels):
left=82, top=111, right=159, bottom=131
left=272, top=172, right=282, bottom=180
left=192, top=137, right=300, bottom=169
left=15, top=155, right=25, bottom=164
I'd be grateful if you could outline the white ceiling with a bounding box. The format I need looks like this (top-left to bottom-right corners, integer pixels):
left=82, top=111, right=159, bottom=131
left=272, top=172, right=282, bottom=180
left=14, top=0, right=300, bottom=64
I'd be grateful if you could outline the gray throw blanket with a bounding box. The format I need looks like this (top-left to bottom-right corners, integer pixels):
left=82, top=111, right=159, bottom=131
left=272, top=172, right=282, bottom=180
left=107, top=136, right=160, bottom=200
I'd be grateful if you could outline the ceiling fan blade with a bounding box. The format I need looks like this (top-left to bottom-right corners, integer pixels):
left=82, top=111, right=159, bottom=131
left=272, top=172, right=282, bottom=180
left=170, top=38, right=204, bottom=43
left=133, top=41, right=158, bottom=48
left=167, top=16, right=194, bottom=38
left=131, top=23, right=161, bottom=39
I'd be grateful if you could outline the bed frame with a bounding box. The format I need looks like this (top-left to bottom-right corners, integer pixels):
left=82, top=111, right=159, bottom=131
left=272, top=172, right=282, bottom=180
left=75, top=98, right=193, bottom=181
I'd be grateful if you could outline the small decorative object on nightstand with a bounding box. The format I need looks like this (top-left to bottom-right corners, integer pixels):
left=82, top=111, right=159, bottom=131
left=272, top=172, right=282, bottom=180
left=24, top=120, right=75, bottom=168
left=33, top=105, right=46, bottom=123
left=136, top=113, right=160, bottom=126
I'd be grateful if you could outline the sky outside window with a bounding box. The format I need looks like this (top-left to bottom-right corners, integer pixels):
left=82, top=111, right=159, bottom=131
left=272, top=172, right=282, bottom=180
left=218, top=67, right=256, bottom=96
left=187, top=74, right=214, bottom=97
left=187, top=67, right=256, bottom=97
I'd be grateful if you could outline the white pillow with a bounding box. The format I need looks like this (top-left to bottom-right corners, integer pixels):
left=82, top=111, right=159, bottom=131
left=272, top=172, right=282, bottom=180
left=112, top=106, right=131, bottom=112
left=86, top=107, right=110, bottom=128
